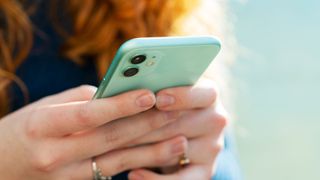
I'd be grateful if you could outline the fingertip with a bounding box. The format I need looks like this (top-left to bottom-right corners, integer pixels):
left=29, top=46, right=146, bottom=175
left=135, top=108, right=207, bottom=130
left=135, top=89, right=156, bottom=108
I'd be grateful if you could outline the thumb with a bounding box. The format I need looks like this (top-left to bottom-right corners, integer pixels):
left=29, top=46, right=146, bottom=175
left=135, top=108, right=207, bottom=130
left=34, top=85, right=97, bottom=106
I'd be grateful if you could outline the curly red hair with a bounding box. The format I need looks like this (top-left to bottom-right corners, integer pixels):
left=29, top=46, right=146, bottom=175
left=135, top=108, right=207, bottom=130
left=0, top=0, right=229, bottom=116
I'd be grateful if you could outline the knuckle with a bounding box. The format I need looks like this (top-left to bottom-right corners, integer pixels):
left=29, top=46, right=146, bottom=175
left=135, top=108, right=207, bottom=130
left=207, top=108, right=229, bottom=130
left=104, top=124, right=121, bottom=149
left=214, top=112, right=228, bottom=129
left=30, top=148, right=61, bottom=172
left=25, top=122, right=39, bottom=138
left=208, top=138, right=224, bottom=156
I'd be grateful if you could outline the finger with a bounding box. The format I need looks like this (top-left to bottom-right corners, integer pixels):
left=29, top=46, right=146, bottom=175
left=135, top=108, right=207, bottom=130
left=40, top=85, right=97, bottom=104
left=129, top=165, right=210, bottom=180
left=92, top=136, right=188, bottom=177
left=187, top=135, right=224, bottom=164
left=157, top=135, right=224, bottom=167
left=130, top=103, right=227, bottom=146
left=60, top=108, right=180, bottom=163
left=156, top=78, right=217, bottom=111
left=28, top=89, right=156, bottom=136
left=22, top=85, right=97, bottom=110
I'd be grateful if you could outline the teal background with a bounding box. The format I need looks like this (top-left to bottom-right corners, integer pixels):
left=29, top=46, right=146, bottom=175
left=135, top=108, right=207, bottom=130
left=229, top=1, right=320, bottom=179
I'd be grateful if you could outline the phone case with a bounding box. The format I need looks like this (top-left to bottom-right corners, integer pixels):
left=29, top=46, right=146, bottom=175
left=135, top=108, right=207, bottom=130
left=93, top=36, right=221, bottom=99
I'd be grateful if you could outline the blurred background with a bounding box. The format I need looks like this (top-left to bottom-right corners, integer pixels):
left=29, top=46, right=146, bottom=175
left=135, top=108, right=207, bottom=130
left=229, top=1, right=320, bottom=180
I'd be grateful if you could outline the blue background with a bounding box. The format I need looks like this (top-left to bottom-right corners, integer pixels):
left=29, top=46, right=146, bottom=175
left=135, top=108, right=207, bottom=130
left=229, top=1, right=320, bottom=179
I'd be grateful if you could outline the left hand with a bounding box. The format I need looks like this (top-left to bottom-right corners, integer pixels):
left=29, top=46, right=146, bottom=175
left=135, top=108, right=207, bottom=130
left=128, top=78, right=229, bottom=179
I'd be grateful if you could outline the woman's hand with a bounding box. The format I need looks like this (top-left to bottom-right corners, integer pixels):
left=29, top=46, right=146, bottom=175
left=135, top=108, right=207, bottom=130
left=0, top=85, right=186, bottom=180
left=128, top=78, right=228, bottom=180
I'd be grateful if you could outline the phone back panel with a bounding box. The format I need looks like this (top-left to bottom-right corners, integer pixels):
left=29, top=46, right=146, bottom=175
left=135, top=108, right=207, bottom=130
left=94, top=36, right=221, bottom=98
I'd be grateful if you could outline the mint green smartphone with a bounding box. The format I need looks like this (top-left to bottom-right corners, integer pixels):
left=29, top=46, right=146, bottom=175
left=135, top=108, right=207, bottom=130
left=93, top=36, right=221, bottom=99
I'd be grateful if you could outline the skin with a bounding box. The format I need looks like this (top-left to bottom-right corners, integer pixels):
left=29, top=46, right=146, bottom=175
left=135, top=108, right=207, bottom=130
left=128, top=78, right=228, bottom=180
left=0, top=78, right=228, bottom=180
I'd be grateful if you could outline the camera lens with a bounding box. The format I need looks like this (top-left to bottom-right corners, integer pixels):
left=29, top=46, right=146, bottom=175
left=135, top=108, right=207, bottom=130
left=123, top=67, right=139, bottom=77
left=131, top=55, right=146, bottom=64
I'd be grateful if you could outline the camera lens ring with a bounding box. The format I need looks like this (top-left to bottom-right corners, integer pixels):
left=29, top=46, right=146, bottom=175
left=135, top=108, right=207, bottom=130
left=123, top=67, right=139, bottom=77
left=131, top=55, right=146, bottom=64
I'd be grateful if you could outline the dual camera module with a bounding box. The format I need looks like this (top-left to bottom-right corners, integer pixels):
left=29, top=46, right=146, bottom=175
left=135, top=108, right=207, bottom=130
left=123, top=55, right=147, bottom=77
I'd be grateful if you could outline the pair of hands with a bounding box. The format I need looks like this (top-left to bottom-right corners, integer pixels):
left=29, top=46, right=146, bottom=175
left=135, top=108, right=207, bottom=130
left=0, top=79, right=228, bottom=180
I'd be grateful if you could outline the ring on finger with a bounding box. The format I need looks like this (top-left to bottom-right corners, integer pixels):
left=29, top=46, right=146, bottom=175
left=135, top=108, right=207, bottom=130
left=179, top=154, right=191, bottom=167
left=92, top=157, right=112, bottom=180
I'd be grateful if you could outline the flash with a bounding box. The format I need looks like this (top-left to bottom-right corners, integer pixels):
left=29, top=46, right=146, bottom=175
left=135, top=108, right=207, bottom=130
left=146, top=61, right=155, bottom=66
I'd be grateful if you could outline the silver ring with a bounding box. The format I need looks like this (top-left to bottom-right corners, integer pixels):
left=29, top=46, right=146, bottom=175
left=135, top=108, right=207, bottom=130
left=92, top=158, right=112, bottom=180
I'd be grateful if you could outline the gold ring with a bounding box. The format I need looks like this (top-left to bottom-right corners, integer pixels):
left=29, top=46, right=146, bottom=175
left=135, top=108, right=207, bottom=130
left=92, top=158, right=112, bottom=180
left=179, top=154, right=191, bottom=167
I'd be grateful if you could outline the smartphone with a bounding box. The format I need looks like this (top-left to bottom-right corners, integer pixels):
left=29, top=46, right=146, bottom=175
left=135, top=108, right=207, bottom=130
left=93, top=36, right=221, bottom=99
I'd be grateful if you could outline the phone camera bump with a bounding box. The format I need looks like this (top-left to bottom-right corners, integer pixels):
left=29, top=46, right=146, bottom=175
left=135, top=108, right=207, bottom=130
left=131, top=55, right=146, bottom=64
left=123, top=67, right=139, bottom=77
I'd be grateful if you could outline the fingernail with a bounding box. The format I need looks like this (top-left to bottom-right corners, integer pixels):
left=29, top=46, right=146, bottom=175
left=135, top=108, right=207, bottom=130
left=129, top=171, right=144, bottom=180
left=171, top=138, right=186, bottom=155
left=157, top=94, right=175, bottom=108
left=136, top=93, right=155, bottom=107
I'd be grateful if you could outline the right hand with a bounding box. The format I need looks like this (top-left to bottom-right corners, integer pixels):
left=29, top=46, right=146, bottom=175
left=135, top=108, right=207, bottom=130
left=0, top=85, right=186, bottom=180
